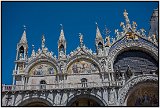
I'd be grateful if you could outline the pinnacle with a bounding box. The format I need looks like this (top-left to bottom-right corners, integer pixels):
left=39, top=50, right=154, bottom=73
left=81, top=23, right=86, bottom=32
left=19, top=30, right=27, bottom=44
left=59, top=24, right=65, bottom=41
left=96, top=22, right=103, bottom=39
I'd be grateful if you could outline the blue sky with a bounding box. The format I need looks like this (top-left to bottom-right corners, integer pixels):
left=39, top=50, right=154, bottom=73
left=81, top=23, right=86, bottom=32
left=2, top=2, right=158, bottom=85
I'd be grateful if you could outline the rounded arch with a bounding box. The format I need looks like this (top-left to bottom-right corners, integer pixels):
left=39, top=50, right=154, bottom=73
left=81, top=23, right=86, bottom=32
left=66, top=56, right=102, bottom=74
left=40, top=80, right=46, bottom=84
left=113, top=46, right=158, bottom=64
left=66, top=94, right=106, bottom=106
left=16, top=97, right=53, bottom=106
left=59, top=44, right=64, bottom=49
left=118, top=74, right=158, bottom=106
left=98, top=42, right=103, bottom=49
left=25, top=58, right=59, bottom=75
left=113, top=47, right=158, bottom=74
left=19, top=46, right=24, bottom=53
left=126, top=81, right=158, bottom=106
left=107, top=40, right=158, bottom=72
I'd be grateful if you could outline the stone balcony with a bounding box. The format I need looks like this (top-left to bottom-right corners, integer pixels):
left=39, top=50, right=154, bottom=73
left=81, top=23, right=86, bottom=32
left=2, top=81, right=123, bottom=92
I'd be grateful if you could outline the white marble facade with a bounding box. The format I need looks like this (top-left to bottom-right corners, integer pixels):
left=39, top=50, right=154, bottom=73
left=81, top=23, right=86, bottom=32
left=2, top=9, right=158, bottom=106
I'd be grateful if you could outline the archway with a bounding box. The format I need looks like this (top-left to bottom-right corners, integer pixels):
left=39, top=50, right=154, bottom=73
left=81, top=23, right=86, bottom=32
left=126, top=81, right=158, bottom=106
left=70, top=98, right=100, bottom=106
left=17, top=98, right=52, bottom=106
left=24, top=102, right=48, bottom=106
left=66, top=94, right=105, bottom=106
left=113, top=49, right=158, bottom=75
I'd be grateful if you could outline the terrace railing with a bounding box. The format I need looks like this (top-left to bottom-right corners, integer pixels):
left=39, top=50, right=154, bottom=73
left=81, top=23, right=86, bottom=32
left=2, top=81, right=123, bottom=92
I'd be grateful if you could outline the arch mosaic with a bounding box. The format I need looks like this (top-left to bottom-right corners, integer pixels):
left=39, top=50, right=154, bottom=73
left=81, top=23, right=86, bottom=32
left=107, top=38, right=158, bottom=72
left=118, top=74, right=158, bottom=106
left=113, top=49, right=158, bottom=74
left=25, top=58, right=59, bottom=75
left=126, top=82, right=158, bottom=106
left=29, top=63, right=57, bottom=76
left=66, top=57, right=102, bottom=74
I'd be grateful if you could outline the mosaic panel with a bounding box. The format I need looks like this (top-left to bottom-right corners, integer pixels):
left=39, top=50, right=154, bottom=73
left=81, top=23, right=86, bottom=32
left=113, top=50, right=158, bottom=74
left=29, top=63, right=57, bottom=76
left=67, top=60, right=99, bottom=74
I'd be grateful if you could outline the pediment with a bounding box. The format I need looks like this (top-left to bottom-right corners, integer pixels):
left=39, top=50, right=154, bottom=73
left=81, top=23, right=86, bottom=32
left=69, top=46, right=94, bottom=59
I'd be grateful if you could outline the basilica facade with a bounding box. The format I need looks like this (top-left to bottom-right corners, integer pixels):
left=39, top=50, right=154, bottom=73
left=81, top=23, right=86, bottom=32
left=2, top=9, right=158, bottom=106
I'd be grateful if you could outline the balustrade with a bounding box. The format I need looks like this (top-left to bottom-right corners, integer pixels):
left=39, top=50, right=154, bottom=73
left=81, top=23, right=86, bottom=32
left=2, top=81, right=124, bottom=92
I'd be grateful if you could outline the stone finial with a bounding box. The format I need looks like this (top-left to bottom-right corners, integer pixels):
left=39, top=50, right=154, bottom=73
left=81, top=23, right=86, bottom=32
left=79, top=33, right=83, bottom=47
left=23, top=25, right=26, bottom=30
left=132, top=21, right=137, bottom=31
left=59, top=24, right=65, bottom=41
left=42, top=34, right=45, bottom=49
left=120, top=22, right=126, bottom=32
left=123, top=9, right=130, bottom=28
left=31, top=44, right=35, bottom=57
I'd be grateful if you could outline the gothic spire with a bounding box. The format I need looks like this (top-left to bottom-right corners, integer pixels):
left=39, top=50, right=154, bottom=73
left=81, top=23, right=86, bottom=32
left=95, top=22, right=103, bottom=39
left=58, top=24, right=66, bottom=58
left=59, top=24, right=65, bottom=41
left=19, top=25, right=27, bottom=44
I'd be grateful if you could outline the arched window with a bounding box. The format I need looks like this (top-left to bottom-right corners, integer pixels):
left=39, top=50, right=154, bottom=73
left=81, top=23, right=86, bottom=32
left=19, top=46, right=24, bottom=59
left=98, top=42, right=103, bottom=50
left=59, top=44, right=65, bottom=52
left=19, top=46, right=24, bottom=53
left=81, top=78, right=88, bottom=87
left=40, top=80, right=46, bottom=89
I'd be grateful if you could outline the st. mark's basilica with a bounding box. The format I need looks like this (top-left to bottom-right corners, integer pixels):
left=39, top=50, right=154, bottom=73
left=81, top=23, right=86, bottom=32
left=2, top=9, right=158, bottom=106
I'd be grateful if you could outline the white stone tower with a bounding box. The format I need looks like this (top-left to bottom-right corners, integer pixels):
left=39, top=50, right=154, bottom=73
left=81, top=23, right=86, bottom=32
left=13, top=27, right=28, bottom=85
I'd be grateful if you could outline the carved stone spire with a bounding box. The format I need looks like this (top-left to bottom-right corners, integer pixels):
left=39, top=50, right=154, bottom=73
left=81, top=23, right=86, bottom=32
left=31, top=44, right=35, bottom=57
left=123, top=9, right=131, bottom=28
left=42, top=34, right=45, bottom=49
left=19, top=25, right=27, bottom=44
left=79, top=33, right=83, bottom=47
left=58, top=24, right=66, bottom=58
left=95, top=22, right=103, bottom=39
left=59, top=24, right=65, bottom=42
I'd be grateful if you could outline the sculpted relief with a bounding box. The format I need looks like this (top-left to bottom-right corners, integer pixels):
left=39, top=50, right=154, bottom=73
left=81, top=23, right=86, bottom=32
left=29, top=63, right=57, bottom=76
left=67, top=60, right=99, bottom=74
